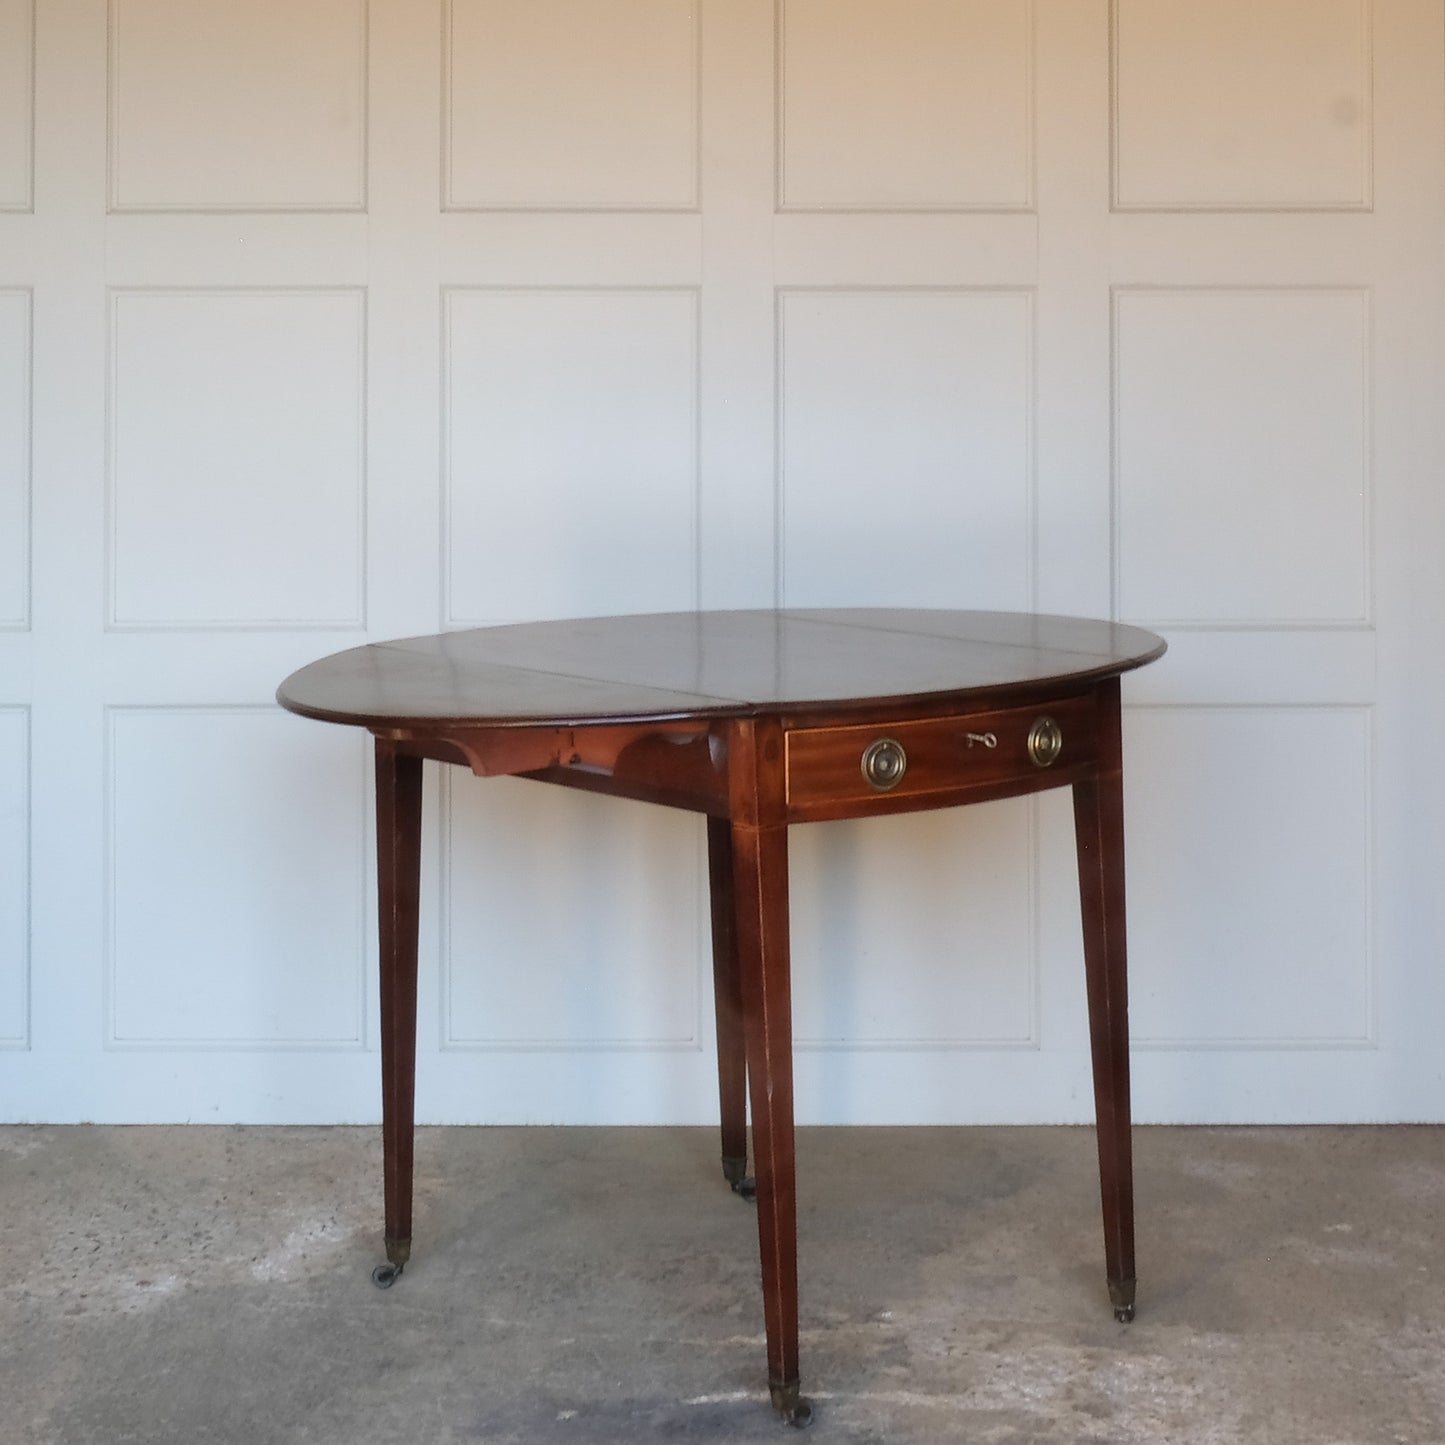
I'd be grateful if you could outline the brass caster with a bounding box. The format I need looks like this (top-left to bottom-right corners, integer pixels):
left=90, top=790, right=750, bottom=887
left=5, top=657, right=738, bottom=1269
left=1114, top=1303, right=1135, bottom=1323
left=722, top=1155, right=757, bottom=1202
left=1109, top=1277, right=1136, bottom=1323
left=770, top=1383, right=815, bottom=1429
left=373, top=1236, right=410, bottom=1287
left=722, top=1154, right=746, bottom=1186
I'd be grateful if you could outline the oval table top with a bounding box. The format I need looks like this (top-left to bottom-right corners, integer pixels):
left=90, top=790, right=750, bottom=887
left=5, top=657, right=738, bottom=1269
left=277, top=609, right=1166, bottom=731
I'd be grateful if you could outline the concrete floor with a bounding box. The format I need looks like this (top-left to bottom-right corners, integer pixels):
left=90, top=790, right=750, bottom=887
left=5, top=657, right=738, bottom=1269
left=2, top=1126, right=1443, bottom=1444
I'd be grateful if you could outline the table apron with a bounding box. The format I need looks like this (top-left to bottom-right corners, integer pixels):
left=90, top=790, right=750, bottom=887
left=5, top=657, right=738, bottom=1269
left=782, top=760, right=1099, bottom=824
left=373, top=690, right=1109, bottom=824
left=783, top=692, right=1103, bottom=822
left=373, top=722, right=730, bottom=815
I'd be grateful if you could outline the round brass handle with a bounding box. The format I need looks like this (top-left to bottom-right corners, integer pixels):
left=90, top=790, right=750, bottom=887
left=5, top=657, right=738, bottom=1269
left=861, top=737, right=907, bottom=791
left=1027, top=715, right=1063, bottom=768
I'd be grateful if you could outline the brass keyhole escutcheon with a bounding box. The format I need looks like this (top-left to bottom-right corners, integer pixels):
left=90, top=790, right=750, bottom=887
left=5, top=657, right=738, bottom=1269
left=1027, top=715, right=1063, bottom=768
left=861, top=737, right=907, bottom=791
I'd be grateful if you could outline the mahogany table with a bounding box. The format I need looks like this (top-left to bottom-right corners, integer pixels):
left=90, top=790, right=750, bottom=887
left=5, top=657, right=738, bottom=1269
left=278, top=608, right=1166, bottom=1427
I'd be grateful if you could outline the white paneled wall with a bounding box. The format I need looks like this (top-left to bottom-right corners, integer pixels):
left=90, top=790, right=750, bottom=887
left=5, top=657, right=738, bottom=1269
left=778, top=288, right=1033, bottom=609
left=1113, top=288, right=1371, bottom=627
left=445, top=0, right=699, bottom=210
left=108, top=289, right=366, bottom=628
left=777, top=0, right=1033, bottom=211
left=443, top=287, right=699, bottom=623
left=443, top=774, right=702, bottom=1050
left=1123, top=707, right=1373, bottom=1049
left=105, top=708, right=368, bottom=1048
left=0, top=0, right=32, bottom=212
left=790, top=802, right=1036, bottom=1050
left=108, top=0, right=368, bottom=211
left=2, top=0, right=1444, bottom=1123
left=0, top=707, right=27, bottom=1047
left=1111, top=0, right=1372, bottom=210
left=0, top=288, right=27, bottom=626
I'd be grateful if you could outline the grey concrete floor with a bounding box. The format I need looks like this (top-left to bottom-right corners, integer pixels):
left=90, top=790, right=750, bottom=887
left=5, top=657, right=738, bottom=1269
left=2, top=1126, right=1443, bottom=1444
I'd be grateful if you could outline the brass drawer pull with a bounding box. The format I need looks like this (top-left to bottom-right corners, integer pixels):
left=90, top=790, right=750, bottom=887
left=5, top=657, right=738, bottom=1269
left=860, top=737, right=907, bottom=791
left=1027, top=715, right=1063, bottom=768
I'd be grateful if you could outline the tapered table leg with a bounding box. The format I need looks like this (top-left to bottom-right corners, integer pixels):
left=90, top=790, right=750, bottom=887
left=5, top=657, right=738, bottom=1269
left=1072, top=680, right=1136, bottom=1321
left=723, top=715, right=810, bottom=1425
left=708, top=815, right=752, bottom=1197
left=374, top=739, right=423, bottom=1287
left=732, top=815, right=811, bottom=1427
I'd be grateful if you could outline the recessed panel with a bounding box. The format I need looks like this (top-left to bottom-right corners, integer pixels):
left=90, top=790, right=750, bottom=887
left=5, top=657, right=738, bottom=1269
left=445, top=0, right=698, bottom=210
left=109, top=290, right=365, bottom=628
left=109, top=0, right=366, bottom=211
left=1115, top=289, right=1368, bottom=625
left=445, top=289, right=697, bottom=623
left=779, top=0, right=1031, bottom=210
left=0, top=709, right=27, bottom=1046
left=0, top=290, right=28, bottom=626
left=0, top=0, right=32, bottom=209
left=780, top=289, right=1032, bottom=610
left=1124, top=707, right=1371, bottom=1046
left=444, top=775, right=700, bottom=1048
left=108, top=709, right=366, bottom=1046
left=1113, top=0, right=1370, bottom=209
left=791, top=803, right=1034, bottom=1047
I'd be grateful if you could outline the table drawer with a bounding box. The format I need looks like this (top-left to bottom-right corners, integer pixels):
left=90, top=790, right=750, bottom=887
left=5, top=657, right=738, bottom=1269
left=786, top=695, right=1096, bottom=813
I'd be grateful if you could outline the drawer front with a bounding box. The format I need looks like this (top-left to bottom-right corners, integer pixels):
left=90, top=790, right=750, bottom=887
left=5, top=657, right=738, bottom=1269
left=785, top=695, right=1097, bottom=814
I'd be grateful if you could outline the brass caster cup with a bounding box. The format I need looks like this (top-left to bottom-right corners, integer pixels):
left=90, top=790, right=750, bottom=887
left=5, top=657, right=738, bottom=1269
left=373, top=1236, right=412, bottom=1288
left=769, top=1382, right=815, bottom=1429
